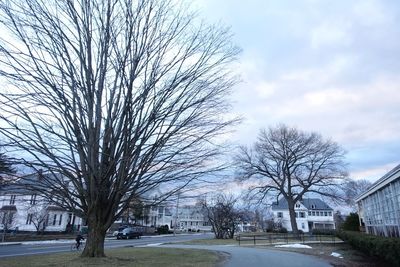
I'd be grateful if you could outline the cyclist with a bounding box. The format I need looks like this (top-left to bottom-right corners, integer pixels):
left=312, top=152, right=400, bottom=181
left=75, top=234, right=85, bottom=250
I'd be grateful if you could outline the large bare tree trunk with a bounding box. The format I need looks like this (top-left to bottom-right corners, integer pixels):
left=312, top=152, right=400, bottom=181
left=287, top=199, right=299, bottom=234
left=81, top=205, right=110, bottom=257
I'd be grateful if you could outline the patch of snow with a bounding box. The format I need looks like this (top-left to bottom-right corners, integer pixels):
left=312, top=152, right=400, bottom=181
left=22, top=239, right=73, bottom=245
left=275, top=243, right=312, bottom=249
left=331, top=252, right=343, bottom=258
left=140, top=243, right=163, bottom=247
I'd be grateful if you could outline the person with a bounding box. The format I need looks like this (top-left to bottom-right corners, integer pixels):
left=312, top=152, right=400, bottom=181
left=75, top=234, right=85, bottom=250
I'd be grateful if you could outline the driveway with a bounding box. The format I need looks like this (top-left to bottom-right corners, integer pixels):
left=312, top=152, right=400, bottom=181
left=162, top=244, right=331, bottom=267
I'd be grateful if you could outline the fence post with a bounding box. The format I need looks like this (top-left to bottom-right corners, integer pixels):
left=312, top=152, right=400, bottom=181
left=238, top=235, right=240, bottom=246
left=253, top=235, right=256, bottom=245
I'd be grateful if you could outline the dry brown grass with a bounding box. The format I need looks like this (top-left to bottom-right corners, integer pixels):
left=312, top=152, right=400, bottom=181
left=0, top=247, right=222, bottom=267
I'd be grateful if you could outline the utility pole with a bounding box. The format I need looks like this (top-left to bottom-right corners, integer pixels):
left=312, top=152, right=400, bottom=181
left=173, top=192, right=180, bottom=237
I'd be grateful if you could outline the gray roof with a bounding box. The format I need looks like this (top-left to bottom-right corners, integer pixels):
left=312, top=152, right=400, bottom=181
left=0, top=172, right=65, bottom=195
left=272, top=198, right=333, bottom=211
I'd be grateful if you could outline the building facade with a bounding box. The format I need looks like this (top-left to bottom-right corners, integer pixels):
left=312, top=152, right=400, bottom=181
left=356, top=164, right=400, bottom=237
left=272, top=198, right=335, bottom=232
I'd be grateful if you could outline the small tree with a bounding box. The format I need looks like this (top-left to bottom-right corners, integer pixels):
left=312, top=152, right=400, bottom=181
left=201, top=194, right=243, bottom=239
left=0, top=210, right=17, bottom=242
left=26, top=203, right=50, bottom=234
left=341, top=213, right=360, bottom=231
left=342, top=179, right=371, bottom=209
left=236, top=125, right=347, bottom=234
left=0, top=151, right=15, bottom=187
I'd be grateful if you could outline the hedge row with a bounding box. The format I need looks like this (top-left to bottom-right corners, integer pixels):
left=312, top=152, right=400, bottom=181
left=337, top=231, right=400, bottom=266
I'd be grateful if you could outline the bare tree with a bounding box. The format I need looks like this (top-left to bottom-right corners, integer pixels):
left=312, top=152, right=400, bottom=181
left=0, top=0, right=239, bottom=257
left=236, top=125, right=347, bottom=234
left=0, top=209, right=17, bottom=242
left=0, top=150, right=15, bottom=187
left=25, top=202, right=50, bottom=234
left=201, top=194, right=243, bottom=239
left=342, top=178, right=371, bottom=209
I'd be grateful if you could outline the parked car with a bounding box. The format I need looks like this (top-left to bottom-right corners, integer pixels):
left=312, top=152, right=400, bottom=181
left=116, top=227, right=143, bottom=239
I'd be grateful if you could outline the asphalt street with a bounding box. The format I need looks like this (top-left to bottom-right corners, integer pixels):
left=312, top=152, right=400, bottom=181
left=0, top=232, right=213, bottom=258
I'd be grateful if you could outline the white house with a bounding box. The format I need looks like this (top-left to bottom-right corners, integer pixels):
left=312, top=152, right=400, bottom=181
left=0, top=173, right=84, bottom=233
left=1, top=174, right=212, bottom=234
left=272, top=198, right=335, bottom=232
left=355, top=164, right=400, bottom=237
left=176, top=205, right=211, bottom=232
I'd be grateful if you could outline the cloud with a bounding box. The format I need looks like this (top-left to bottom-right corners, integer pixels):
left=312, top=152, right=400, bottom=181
left=197, top=0, right=400, bottom=182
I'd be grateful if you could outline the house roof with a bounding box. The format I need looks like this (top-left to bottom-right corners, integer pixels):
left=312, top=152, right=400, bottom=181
left=271, top=198, right=333, bottom=211
left=0, top=172, right=65, bottom=195
left=355, top=164, right=400, bottom=202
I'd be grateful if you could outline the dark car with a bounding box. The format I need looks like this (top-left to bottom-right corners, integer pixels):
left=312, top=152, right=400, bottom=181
left=116, top=227, right=143, bottom=239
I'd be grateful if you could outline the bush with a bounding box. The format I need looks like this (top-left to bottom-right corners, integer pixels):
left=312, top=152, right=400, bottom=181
left=337, top=231, right=400, bottom=266
left=273, top=227, right=287, bottom=233
left=341, top=213, right=360, bottom=231
left=156, top=225, right=170, bottom=235
left=312, top=229, right=336, bottom=236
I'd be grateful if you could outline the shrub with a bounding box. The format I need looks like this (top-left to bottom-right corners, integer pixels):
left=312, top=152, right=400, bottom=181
left=337, top=231, right=400, bottom=266
left=274, top=227, right=287, bottom=233
left=156, top=225, right=170, bottom=235
left=312, top=229, right=336, bottom=236
left=341, top=213, right=360, bottom=231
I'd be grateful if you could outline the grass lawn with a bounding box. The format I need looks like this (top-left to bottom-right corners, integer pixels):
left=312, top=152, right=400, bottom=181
left=0, top=247, right=222, bottom=267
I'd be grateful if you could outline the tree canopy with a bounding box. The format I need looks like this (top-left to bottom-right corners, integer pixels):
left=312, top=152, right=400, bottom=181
left=236, top=124, right=347, bottom=233
left=0, top=0, right=239, bottom=257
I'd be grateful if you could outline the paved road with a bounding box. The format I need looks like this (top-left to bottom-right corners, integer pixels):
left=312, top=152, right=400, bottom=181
left=163, top=244, right=332, bottom=267
left=0, top=232, right=213, bottom=258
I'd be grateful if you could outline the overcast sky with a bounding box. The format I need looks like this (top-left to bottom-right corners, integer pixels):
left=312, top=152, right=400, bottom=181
left=193, top=0, right=400, bottom=182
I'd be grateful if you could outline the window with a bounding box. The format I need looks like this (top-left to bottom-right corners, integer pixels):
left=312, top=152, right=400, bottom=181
left=30, top=194, right=37, bottom=205
left=328, top=211, right=332, bottom=216
left=316, top=211, right=320, bottom=216
left=295, top=203, right=300, bottom=208
left=53, top=214, right=57, bottom=225
left=26, top=214, right=33, bottom=225
left=311, top=211, right=315, bottom=216
left=308, top=211, right=311, bottom=216
left=277, top=212, right=283, bottom=218
left=324, top=211, right=328, bottom=216
left=2, top=212, right=14, bottom=225
left=59, top=214, right=63, bottom=225
left=300, top=212, right=305, bottom=218
left=301, top=223, right=305, bottom=229
left=311, top=204, right=315, bottom=209
left=9, top=195, right=16, bottom=205
left=295, top=212, right=298, bottom=218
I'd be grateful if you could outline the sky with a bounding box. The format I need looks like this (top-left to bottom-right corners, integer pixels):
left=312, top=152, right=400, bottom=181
left=194, top=0, right=400, bottom=182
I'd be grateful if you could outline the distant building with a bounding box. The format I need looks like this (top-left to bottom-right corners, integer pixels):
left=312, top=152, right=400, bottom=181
left=0, top=173, right=83, bottom=233
left=355, top=164, right=400, bottom=237
left=272, top=198, right=335, bottom=232
left=176, top=205, right=211, bottom=232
